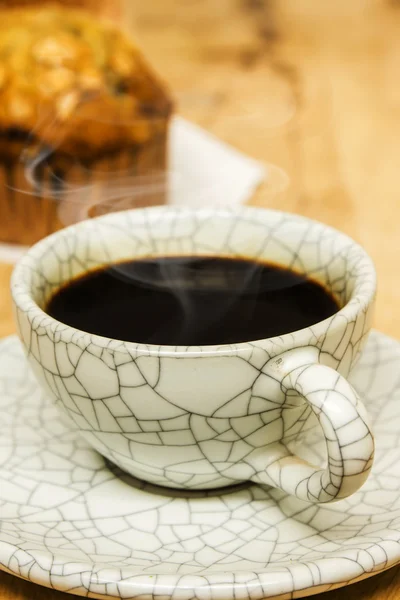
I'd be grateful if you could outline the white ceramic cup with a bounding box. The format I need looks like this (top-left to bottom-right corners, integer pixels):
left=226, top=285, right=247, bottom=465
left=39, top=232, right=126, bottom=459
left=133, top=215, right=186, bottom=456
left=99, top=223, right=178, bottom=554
left=11, top=207, right=376, bottom=503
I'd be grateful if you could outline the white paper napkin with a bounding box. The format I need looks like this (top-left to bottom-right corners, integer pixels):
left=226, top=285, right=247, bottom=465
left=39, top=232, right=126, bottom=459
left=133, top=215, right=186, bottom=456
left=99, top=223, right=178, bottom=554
left=0, top=117, right=266, bottom=264
left=170, top=117, right=265, bottom=208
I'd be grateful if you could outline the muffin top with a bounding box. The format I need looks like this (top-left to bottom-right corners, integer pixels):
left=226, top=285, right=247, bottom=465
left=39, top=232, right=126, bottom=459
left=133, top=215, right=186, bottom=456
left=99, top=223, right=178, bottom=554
left=0, top=6, right=172, bottom=157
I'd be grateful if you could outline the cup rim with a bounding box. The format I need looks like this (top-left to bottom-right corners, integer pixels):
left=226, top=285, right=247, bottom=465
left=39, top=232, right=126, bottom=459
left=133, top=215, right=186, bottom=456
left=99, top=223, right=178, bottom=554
left=11, top=206, right=377, bottom=357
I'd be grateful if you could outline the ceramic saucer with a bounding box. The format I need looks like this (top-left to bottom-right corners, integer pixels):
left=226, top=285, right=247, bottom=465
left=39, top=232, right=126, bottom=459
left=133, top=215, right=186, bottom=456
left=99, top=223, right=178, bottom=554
left=1, top=330, right=399, bottom=600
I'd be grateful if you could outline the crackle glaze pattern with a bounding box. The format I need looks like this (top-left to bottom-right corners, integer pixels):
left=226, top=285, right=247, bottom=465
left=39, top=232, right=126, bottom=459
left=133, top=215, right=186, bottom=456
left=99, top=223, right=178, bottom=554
left=0, top=331, right=399, bottom=599
left=11, top=208, right=376, bottom=500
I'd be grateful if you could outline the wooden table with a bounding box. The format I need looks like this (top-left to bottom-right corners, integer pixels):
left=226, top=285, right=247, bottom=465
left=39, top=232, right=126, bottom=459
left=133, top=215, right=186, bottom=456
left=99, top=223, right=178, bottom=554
left=1, top=0, right=400, bottom=598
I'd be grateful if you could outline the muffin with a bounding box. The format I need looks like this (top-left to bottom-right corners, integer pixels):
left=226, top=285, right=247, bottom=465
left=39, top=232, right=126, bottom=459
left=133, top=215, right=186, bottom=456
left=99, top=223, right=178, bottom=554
left=0, top=6, right=172, bottom=245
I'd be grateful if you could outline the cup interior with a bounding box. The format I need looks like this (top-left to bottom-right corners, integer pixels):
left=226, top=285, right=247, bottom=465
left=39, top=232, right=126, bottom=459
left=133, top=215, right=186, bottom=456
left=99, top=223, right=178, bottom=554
left=13, top=206, right=376, bottom=343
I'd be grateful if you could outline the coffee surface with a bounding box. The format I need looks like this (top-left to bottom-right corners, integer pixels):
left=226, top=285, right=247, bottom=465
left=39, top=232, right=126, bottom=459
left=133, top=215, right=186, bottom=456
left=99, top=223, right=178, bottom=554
left=46, top=256, right=340, bottom=345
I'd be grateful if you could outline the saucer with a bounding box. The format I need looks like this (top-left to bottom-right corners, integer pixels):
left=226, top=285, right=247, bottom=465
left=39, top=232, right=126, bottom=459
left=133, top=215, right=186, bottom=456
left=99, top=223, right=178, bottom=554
left=1, top=330, right=399, bottom=600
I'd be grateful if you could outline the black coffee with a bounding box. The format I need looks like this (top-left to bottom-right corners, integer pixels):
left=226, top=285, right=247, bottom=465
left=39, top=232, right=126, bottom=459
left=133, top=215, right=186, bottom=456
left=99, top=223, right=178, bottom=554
left=46, top=256, right=339, bottom=346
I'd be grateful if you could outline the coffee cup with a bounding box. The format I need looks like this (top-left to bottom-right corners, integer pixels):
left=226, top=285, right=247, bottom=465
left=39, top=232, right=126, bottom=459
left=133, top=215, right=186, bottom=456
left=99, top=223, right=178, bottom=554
left=11, top=206, right=376, bottom=503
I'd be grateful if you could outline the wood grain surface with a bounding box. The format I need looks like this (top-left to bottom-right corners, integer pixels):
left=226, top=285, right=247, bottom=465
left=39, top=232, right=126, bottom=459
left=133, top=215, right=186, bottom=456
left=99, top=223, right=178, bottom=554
left=1, top=0, right=400, bottom=598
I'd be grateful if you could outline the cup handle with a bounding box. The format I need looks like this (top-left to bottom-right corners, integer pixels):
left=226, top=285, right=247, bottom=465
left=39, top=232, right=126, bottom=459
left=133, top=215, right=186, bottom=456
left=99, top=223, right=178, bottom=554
left=247, top=349, right=375, bottom=503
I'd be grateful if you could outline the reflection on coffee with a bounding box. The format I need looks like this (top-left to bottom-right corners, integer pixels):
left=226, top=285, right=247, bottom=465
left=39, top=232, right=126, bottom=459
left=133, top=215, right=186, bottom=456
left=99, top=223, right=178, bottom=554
left=46, top=256, right=340, bottom=345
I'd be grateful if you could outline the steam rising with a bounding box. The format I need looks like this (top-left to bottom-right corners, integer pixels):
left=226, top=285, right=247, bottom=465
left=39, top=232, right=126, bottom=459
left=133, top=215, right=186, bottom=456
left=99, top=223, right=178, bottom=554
left=102, top=257, right=307, bottom=345
left=19, top=145, right=171, bottom=224
left=6, top=104, right=293, bottom=344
